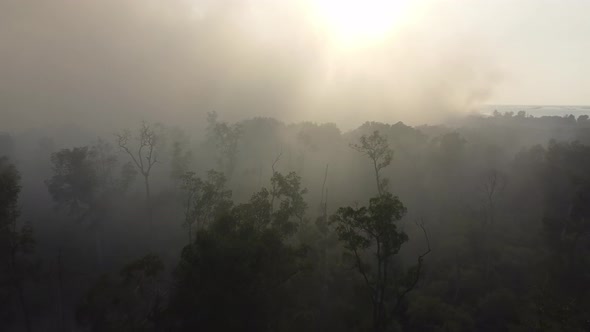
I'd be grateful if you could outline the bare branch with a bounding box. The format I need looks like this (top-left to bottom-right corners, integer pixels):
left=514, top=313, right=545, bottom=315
left=391, top=218, right=431, bottom=317
left=271, top=151, right=283, bottom=174
left=117, top=131, right=142, bottom=171
left=115, top=122, right=159, bottom=233
left=352, top=247, right=376, bottom=305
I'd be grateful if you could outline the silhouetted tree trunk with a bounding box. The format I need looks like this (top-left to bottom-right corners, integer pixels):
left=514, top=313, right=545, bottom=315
left=479, top=169, right=505, bottom=279
left=270, top=152, right=282, bottom=213
left=144, top=174, right=153, bottom=229
left=117, top=122, right=158, bottom=237
left=373, top=159, right=382, bottom=196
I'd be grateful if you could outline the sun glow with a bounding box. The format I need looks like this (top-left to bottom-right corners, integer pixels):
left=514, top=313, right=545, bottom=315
left=312, top=0, right=414, bottom=47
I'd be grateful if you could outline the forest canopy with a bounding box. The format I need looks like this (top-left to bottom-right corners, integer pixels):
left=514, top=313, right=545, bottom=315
left=1, top=111, right=590, bottom=331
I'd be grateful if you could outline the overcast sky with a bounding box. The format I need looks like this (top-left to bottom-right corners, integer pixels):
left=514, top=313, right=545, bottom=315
left=1, top=0, right=588, bottom=130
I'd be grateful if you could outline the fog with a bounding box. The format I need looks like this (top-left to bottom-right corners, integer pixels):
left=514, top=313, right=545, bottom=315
left=1, top=1, right=590, bottom=331
left=1, top=0, right=505, bottom=132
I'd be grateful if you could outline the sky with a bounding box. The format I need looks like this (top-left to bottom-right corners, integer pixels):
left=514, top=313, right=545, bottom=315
left=1, top=0, right=589, bottom=130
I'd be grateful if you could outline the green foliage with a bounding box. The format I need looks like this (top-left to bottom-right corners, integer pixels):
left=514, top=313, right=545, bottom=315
left=331, top=193, right=407, bottom=255
left=46, top=142, right=134, bottom=218
left=330, top=192, right=412, bottom=331
left=232, top=188, right=272, bottom=227
left=168, top=170, right=311, bottom=330
left=12, top=114, right=590, bottom=331
left=180, top=170, right=233, bottom=241
left=271, top=171, right=308, bottom=232
left=351, top=131, right=394, bottom=172
left=351, top=130, right=393, bottom=194
left=232, top=171, right=308, bottom=238
left=171, top=207, right=306, bottom=331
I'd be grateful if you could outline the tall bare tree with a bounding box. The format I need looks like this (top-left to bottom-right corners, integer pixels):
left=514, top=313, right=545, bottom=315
left=117, top=122, right=158, bottom=229
left=480, top=169, right=506, bottom=226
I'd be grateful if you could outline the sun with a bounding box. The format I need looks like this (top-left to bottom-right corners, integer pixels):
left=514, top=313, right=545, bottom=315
left=312, top=0, right=414, bottom=47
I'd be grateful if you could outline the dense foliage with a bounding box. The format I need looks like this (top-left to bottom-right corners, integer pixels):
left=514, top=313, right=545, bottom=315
left=1, top=112, right=590, bottom=331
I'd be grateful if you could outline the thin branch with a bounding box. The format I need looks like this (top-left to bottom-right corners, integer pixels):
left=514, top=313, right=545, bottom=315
left=352, top=247, right=376, bottom=304
left=391, top=218, right=431, bottom=317
left=117, top=133, right=142, bottom=171
left=137, top=143, right=146, bottom=174
left=320, top=163, right=329, bottom=210
left=271, top=151, right=283, bottom=174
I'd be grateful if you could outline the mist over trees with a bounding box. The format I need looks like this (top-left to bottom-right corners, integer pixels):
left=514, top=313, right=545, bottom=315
left=2, top=0, right=589, bottom=330
left=1, top=111, right=590, bottom=331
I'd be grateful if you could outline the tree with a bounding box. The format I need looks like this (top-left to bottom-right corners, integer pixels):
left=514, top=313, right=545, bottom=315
left=534, top=141, right=590, bottom=329
left=171, top=139, right=193, bottom=183
left=351, top=131, right=393, bottom=195
left=46, top=143, right=133, bottom=267
left=342, top=132, right=431, bottom=330
left=271, top=171, right=308, bottom=224
left=117, top=122, right=159, bottom=229
left=206, top=111, right=242, bottom=178
left=517, top=138, right=590, bottom=328
left=330, top=193, right=430, bottom=331
left=479, top=169, right=506, bottom=227
left=47, top=143, right=135, bottom=214
left=46, top=147, right=97, bottom=216
left=477, top=169, right=506, bottom=280
left=180, top=172, right=202, bottom=244
left=233, top=170, right=308, bottom=238
left=180, top=170, right=233, bottom=244
left=0, top=157, right=34, bottom=332
left=170, top=180, right=307, bottom=331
